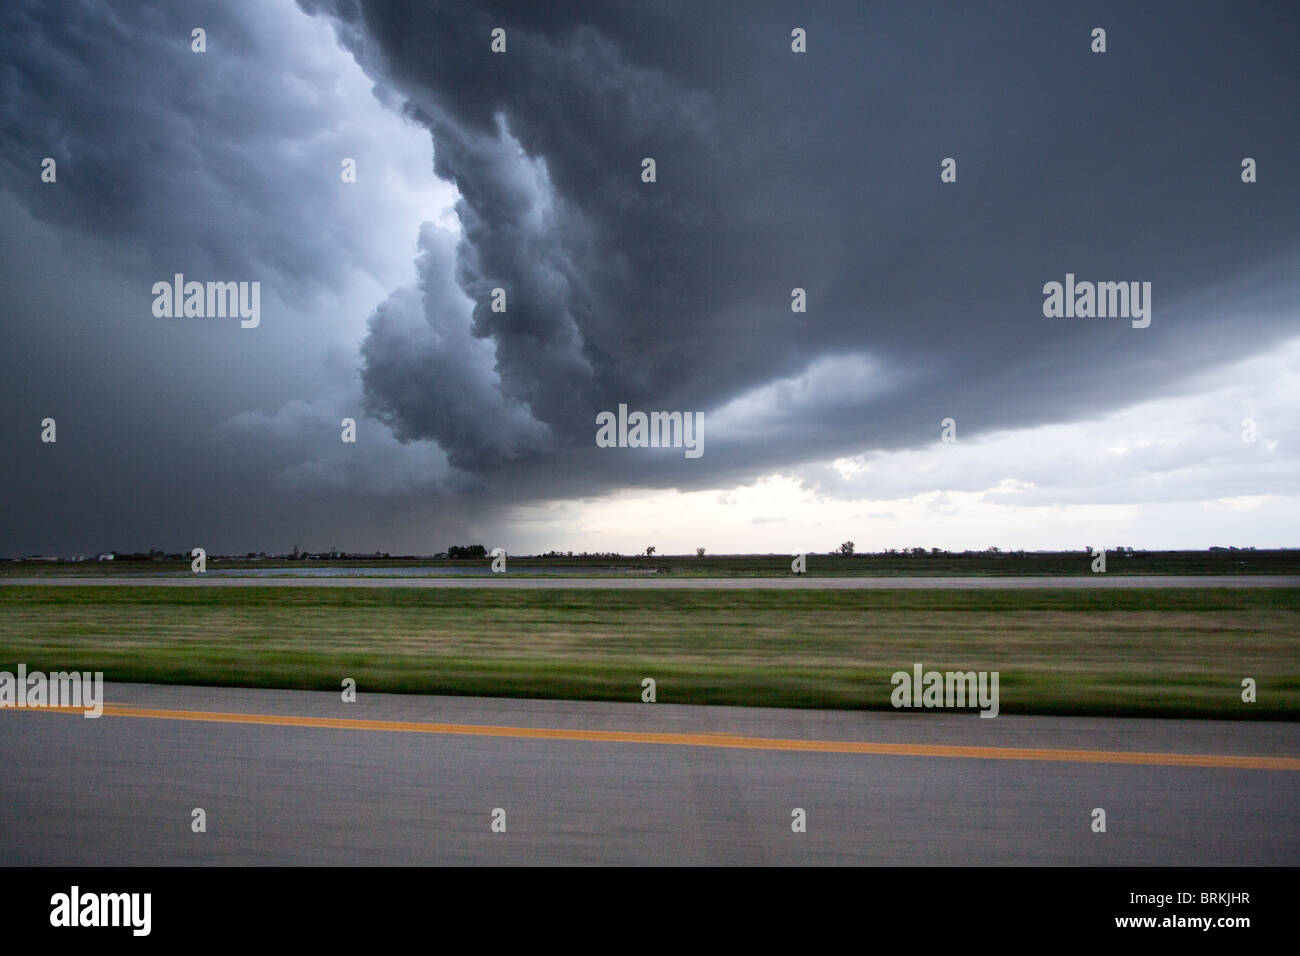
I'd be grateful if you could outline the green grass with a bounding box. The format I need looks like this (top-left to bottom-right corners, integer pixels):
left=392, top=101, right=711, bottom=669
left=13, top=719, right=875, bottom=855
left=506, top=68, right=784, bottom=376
left=0, top=586, right=1296, bottom=719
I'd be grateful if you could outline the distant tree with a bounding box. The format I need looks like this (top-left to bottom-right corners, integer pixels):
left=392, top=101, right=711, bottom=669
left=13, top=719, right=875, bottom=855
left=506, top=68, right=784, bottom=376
left=838, top=541, right=855, bottom=556
left=696, top=547, right=706, bottom=557
left=645, top=546, right=656, bottom=557
left=447, top=544, right=488, bottom=560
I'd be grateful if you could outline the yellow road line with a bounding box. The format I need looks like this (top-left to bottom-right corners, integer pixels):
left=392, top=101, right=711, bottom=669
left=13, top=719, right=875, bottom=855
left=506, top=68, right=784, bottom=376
left=11, top=703, right=1300, bottom=770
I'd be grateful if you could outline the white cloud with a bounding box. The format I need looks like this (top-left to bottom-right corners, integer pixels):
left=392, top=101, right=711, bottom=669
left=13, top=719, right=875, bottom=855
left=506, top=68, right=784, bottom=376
left=491, top=337, right=1300, bottom=552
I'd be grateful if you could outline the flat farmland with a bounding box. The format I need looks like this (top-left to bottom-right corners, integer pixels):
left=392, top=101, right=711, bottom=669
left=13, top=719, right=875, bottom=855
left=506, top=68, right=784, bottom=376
left=1, top=586, right=1295, bottom=719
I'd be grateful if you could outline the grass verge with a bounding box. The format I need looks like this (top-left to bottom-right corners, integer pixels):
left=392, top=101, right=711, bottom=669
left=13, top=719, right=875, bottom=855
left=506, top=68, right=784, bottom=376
left=0, top=586, right=1295, bottom=719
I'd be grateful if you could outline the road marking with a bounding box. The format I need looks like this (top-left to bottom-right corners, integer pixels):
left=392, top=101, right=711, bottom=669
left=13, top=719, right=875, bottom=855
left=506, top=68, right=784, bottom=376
left=15, top=704, right=1300, bottom=770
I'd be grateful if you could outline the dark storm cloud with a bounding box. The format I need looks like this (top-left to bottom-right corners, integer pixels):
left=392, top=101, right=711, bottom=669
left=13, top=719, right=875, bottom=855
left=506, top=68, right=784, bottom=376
left=0, top=0, right=453, bottom=555
left=359, top=223, right=552, bottom=466
left=304, top=0, right=1299, bottom=498
left=2, top=0, right=1297, bottom=556
left=0, top=0, right=450, bottom=305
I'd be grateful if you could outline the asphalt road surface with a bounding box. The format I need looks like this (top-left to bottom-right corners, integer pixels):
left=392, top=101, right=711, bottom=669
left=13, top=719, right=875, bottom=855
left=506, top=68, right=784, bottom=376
left=3, top=684, right=1296, bottom=865
left=2, top=575, right=1298, bottom=589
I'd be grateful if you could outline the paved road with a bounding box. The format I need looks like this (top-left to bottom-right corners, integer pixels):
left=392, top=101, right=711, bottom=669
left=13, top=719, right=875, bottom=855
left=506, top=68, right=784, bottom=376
left=2, top=574, right=1297, bottom=589
left=2, top=684, right=1296, bottom=865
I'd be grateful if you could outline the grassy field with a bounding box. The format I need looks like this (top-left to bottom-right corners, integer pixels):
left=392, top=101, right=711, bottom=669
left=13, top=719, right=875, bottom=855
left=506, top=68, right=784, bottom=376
left=4, top=549, right=1299, bottom=577
left=1, top=586, right=1296, bottom=719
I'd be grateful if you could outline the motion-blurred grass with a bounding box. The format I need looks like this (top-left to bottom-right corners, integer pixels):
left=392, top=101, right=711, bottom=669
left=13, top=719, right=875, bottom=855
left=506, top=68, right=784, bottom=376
left=0, top=586, right=1295, bottom=718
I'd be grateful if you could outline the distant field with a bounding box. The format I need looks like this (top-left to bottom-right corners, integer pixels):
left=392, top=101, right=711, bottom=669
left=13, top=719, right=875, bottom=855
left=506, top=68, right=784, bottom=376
left=3, top=549, right=1298, bottom=577
left=1, top=586, right=1295, bottom=719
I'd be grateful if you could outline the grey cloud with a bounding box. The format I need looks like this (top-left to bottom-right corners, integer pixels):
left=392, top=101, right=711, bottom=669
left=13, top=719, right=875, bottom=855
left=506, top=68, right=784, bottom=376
left=304, top=0, right=1299, bottom=500
left=218, top=394, right=452, bottom=494
left=0, top=0, right=381, bottom=294
left=0, top=0, right=462, bottom=554
left=3, top=0, right=1299, bottom=556
left=359, top=223, right=552, bottom=467
left=796, top=342, right=1300, bottom=509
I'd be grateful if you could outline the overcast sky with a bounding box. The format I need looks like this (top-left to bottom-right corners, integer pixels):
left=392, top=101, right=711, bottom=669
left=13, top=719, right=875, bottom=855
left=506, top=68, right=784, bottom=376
left=2, top=0, right=1297, bottom=556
